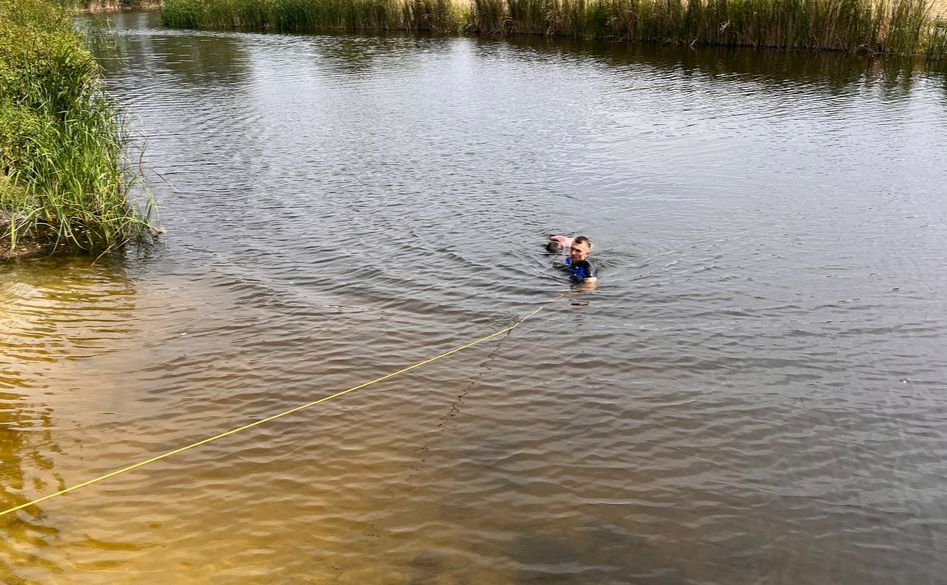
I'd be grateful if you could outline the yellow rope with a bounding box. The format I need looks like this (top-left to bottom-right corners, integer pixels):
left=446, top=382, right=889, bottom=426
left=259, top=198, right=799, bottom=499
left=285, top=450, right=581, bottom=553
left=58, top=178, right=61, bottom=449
left=0, top=306, right=543, bottom=519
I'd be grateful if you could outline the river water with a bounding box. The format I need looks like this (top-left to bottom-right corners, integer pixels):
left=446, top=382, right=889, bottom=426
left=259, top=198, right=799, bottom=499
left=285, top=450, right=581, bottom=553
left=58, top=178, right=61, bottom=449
left=2, top=10, right=947, bottom=584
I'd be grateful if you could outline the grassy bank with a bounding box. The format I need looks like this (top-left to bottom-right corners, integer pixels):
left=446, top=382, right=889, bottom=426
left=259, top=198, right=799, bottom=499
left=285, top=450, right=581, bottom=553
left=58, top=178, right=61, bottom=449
left=161, top=0, right=467, bottom=33
left=84, top=0, right=163, bottom=11
left=0, top=0, right=155, bottom=258
left=160, top=0, right=947, bottom=58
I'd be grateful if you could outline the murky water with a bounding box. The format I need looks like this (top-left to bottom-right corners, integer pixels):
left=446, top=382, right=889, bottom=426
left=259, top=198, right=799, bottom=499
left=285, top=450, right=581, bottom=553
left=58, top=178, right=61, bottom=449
left=3, top=11, right=947, bottom=584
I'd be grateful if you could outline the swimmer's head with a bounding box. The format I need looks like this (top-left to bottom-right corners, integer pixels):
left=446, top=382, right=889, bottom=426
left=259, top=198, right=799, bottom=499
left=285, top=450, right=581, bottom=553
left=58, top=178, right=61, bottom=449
left=547, top=235, right=573, bottom=254
left=570, top=236, right=591, bottom=262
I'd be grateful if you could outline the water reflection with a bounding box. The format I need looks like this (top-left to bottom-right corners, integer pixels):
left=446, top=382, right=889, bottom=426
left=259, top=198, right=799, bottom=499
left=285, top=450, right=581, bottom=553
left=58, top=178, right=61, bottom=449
left=500, top=35, right=947, bottom=98
left=95, top=11, right=947, bottom=98
left=150, top=35, right=249, bottom=85
left=0, top=374, right=60, bottom=581
left=314, top=34, right=395, bottom=75
left=0, top=257, right=144, bottom=580
left=94, top=13, right=250, bottom=86
left=91, top=9, right=947, bottom=98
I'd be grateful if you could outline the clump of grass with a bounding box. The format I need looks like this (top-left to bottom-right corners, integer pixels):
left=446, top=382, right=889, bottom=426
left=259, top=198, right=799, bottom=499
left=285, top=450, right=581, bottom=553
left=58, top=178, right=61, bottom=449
left=401, top=0, right=470, bottom=32
left=0, top=0, right=156, bottom=256
left=928, top=16, right=947, bottom=59
left=489, top=0, right=942, bottom=56
left=159, top=0, right=206, bottom=28
left=162, top=0, right=471, bottom=32
left=162, top=0, right=453, bottom=32
left=160, top=0, right=947, bottom=59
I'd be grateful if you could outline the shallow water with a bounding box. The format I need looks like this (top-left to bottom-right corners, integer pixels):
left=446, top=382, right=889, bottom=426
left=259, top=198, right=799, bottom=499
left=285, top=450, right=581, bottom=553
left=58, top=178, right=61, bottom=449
left=3, top=11, right=947, bottom=584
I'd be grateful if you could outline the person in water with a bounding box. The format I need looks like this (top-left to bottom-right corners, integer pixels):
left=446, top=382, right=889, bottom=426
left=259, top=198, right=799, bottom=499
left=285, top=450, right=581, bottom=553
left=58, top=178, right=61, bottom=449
left=559, top=235, right=597, bottom=285
left=546, top=235, right=574, bottom=253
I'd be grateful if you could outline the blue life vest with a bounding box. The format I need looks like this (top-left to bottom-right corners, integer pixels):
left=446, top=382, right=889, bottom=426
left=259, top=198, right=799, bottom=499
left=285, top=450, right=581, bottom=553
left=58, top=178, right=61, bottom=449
left=564, top=257, right=596, bottom=282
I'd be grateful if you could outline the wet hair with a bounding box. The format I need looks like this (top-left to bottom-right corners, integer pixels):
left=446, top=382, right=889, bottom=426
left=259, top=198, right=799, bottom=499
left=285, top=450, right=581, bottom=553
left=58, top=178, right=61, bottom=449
left=546, top=240, right=563, bottom=253
left=573, top=235, right=592, bottom=249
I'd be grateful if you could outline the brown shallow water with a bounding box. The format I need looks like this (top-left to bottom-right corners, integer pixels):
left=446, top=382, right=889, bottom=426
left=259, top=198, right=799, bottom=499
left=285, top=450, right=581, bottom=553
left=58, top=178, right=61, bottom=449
left=3, top=11, right=947, bottom=584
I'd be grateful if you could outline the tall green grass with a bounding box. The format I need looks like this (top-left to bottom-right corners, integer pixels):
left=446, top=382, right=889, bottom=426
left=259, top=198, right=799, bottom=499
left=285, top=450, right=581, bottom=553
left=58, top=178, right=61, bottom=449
left=162, top=0, right=460, bottom=31
left=930, top=18, right=947, bottom=60
left=162, top=0, right=470, bottom=32
left=0, top=0, right=156, bottom=255
left=160, top=0, right=947, bottom=59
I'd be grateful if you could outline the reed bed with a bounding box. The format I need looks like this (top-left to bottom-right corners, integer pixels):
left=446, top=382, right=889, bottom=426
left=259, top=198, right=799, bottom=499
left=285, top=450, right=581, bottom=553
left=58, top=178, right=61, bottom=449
left=162, top=0, right=470, bottom=32
left=161, top=0, right=947, bottom=58
left=0, top=0, right=155, bottom=256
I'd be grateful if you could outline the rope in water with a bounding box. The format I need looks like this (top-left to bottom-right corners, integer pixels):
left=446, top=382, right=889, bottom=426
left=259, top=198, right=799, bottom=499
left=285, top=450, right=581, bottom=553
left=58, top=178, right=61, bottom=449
left=0, top=306, right=544, bottom=519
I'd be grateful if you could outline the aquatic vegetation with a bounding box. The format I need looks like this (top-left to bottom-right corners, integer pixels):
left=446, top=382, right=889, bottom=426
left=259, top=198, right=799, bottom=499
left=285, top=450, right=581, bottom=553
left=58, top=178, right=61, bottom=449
left=160, top=0, right=947, bottom=58
left=0, top=0, right=156, bottom=256
left=925, top=11, right=947, bottom=60
left=162, top=0, right=470, bottom=32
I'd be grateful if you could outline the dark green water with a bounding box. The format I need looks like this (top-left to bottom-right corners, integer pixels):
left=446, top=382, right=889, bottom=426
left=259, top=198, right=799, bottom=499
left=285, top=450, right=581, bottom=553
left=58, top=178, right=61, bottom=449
left=2, top=11, right=947, bottom=584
